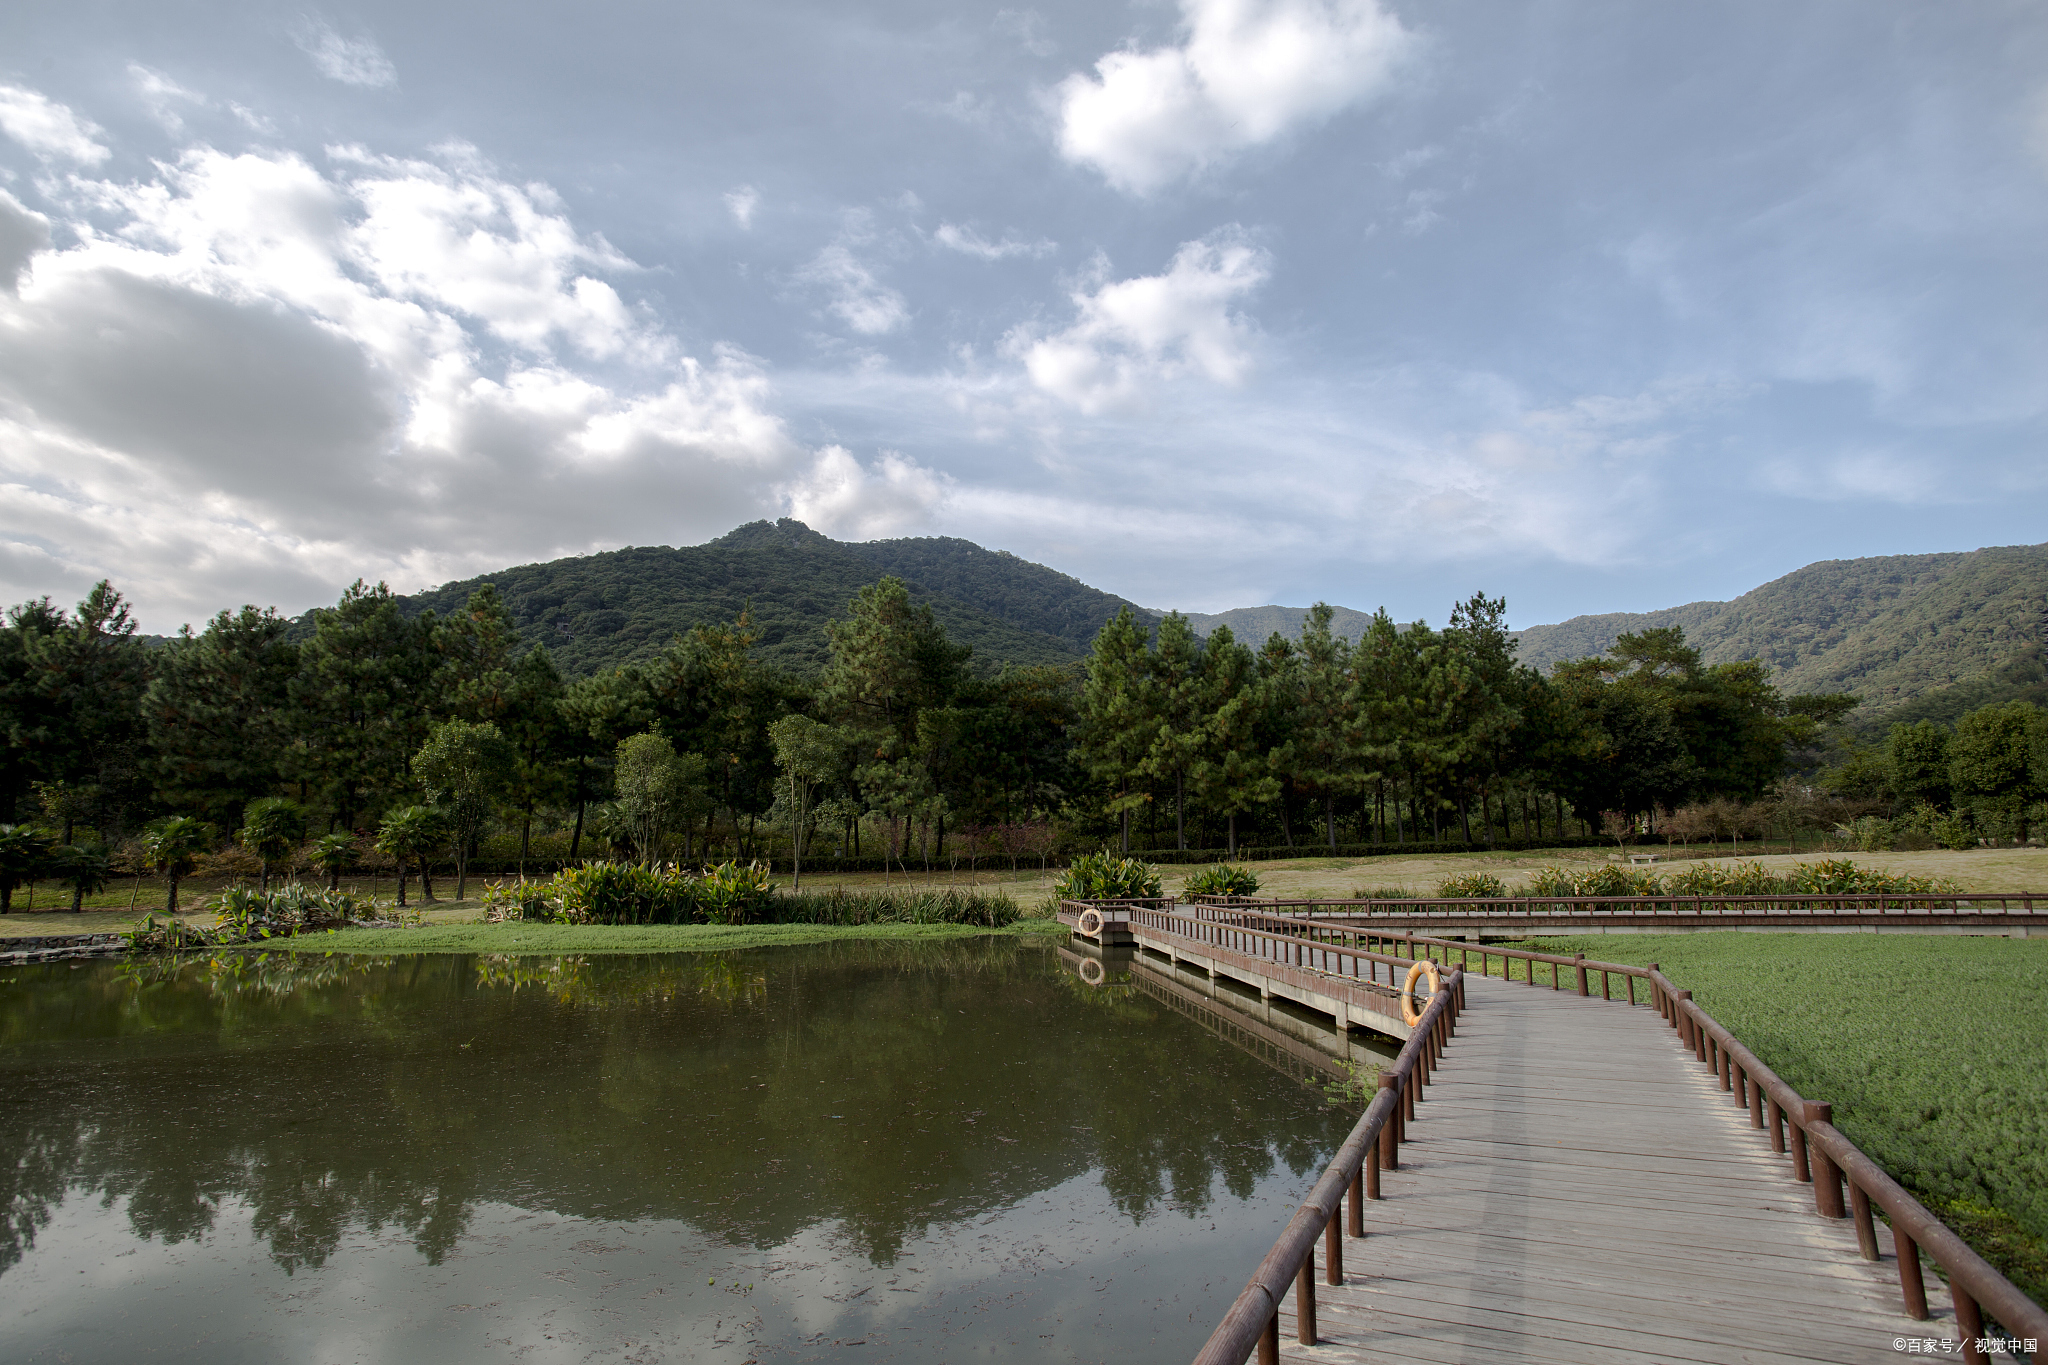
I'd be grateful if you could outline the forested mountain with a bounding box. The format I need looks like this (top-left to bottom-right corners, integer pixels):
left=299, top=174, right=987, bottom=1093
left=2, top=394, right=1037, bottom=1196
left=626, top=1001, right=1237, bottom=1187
left=363, top=520, right=1152, bottom=677
left=1178, top=604, right=1379, bottom=645
left=1511, top=544, right=2048, bottom=722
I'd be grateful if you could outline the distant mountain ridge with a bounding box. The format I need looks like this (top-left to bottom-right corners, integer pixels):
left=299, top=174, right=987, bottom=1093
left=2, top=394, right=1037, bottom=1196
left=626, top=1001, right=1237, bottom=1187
left=374, top=520, right=1152, bottom=677
left=1169, top=604, right=1380, bottom=645
left=1510, top=543, right=2048, bottom=718
left=354, top=529, right=2045, bottom=724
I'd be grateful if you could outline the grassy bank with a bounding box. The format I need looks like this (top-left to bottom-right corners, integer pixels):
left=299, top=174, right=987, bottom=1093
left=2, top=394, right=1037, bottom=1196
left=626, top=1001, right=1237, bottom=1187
left=11, top=844, right=2043, bottom=936
left=266, top=917, right=1069, bottom=955
left=1511, top=932, right=2048, bottom=1304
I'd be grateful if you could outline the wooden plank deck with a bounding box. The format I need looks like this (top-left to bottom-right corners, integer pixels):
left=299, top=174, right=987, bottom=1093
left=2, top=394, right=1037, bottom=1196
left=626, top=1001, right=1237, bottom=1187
left=1277, top=975, right=1952, bottom=1364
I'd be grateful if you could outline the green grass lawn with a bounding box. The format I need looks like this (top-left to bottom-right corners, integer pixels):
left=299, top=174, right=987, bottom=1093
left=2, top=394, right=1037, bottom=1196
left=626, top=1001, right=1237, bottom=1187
left=265, top=917, right=1069, bottom=955
left=1510, top=932, right=2048, bottom=1305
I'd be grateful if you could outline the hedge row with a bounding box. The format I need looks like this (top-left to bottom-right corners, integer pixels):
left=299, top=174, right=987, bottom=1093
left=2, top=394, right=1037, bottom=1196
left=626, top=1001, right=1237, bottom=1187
left=324, top=835, right=1612, bottom=883
left=1112, top=836, right=1611, bottom=864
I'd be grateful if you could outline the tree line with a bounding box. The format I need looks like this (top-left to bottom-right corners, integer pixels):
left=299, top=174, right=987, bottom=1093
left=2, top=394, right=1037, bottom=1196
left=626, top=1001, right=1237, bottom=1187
left=0, top=573, right=1904, bottom=905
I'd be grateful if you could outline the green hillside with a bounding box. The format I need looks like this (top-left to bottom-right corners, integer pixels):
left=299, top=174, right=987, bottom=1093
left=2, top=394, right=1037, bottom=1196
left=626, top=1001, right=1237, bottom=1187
left=370, top=520, right=1148, bottom=677
left=1513, top=543, right=2048, bottom=722
left=846, top=535, right=1145, bottom=656
left=1178, top=604, right=1381, bottom=644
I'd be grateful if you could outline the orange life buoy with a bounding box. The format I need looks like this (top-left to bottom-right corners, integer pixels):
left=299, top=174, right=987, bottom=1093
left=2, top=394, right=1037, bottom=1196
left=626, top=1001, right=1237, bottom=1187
left=1077, top=908, right=1103, bottom=936
left=1401, top=959, right=1441, bottom=1028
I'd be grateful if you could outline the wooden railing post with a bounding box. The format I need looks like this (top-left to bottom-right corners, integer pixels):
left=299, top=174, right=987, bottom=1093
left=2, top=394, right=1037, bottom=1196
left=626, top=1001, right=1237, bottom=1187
left=1806, top=1103, right=1845, bottom=1217
left=1349, top=1166, right=1365, bottom=1232
left=1258, top=1307, right=1279, bottom=1365
left=1325, top=1211, right=1343, bottom=1285
left=1575, top=953, right=1588, bottom=996
left=1296, top=1248, right=1317, bottom=1344
left=1849, top=1182, right=1879, bottom=1260
left=1379, top=1073, right=1400, bottom=1170
left=1896, top=1229, right=1930, bottom=1319
left=1952, top=1285, right=1986, bottom=1365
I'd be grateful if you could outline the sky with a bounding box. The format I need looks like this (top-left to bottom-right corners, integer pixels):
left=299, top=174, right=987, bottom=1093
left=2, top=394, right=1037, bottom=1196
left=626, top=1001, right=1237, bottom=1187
left=0, top=0, right=2043, bottom=635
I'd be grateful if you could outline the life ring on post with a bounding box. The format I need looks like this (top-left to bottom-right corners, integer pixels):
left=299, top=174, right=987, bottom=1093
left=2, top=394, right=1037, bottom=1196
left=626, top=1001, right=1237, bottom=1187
left=1401, top=959, right=1441, bottom=1028
left=1077, top=957, right=1106, bottom=986
left=1077, top=908, right=1104, bottom=936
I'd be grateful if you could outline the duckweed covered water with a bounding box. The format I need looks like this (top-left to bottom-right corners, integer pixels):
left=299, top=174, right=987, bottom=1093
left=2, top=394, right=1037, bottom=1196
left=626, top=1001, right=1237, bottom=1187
left=0, top=939, right=1354, bottom=1363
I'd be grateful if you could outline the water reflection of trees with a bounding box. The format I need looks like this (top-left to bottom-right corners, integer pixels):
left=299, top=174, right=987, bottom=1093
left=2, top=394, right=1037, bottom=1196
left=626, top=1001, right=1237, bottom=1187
left=0, top=940, right=1348, bottom=1278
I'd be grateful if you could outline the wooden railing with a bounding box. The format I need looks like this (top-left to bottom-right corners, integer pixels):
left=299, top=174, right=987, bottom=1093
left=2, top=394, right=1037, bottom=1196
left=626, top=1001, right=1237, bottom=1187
left=1123, top=903, right=1429, bottom=1002
left=1175, top=904, right=1653, bottom=1003
left=1190, top=892, right=2045, bottom=920
left=1191, top=963, right=1465, bottom=1365
left=1165, top=915, right=2048, bottom=1364
left=1648, top=971, right=2048, bottom=1363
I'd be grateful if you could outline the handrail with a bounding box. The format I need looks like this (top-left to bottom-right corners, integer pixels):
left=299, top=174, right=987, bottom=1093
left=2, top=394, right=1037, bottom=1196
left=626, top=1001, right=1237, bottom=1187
left=1128, top=905, right=1427, bottom=994
left=1190, top=892, right=2045, bottom=916
left=1191, top=965, right=1465, bottom=1365
left=1645, top=971, right=2047, bottom=1361
left=1175, top=905, right=1652, bottom=1003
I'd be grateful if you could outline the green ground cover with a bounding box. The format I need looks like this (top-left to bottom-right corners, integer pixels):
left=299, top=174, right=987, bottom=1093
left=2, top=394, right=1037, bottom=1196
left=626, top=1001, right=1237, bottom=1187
left=266, top=917, right=1068, bottom=955
left=1511, top=932, right=2048, bottom=1304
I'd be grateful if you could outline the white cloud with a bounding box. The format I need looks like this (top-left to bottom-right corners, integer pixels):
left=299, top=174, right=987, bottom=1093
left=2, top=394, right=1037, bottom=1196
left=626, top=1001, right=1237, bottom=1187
left=0, top=189, right=50, bottom=293
left=798, top=242, right=909, bottom=335
left=724, top=185, right=759, bottom=229
left=933, top=222, right=1055, bottom=261
left=780, top=446, right=952, bottom=539
left=128, top=64, right=203, bottom=134
left=1008, top=229, right=1269, bottom=412
left=0, top=84, right=111, bottom=165
left=1054, top=0, right=1412, bottom=194
left=294, top=19, right=399, bottom=89
left=0, top=139, right=867, bottom=627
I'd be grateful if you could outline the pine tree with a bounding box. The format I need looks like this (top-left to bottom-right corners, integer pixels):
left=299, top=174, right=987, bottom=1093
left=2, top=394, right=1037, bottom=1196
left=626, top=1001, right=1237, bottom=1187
left=1140, top=613, right=1206, bottom=850
left=292, top=582, right=441, bottom=829
left=1188, top=626, right=1277, bottom=855
left=1078, top=607, right=1155, bottom=854
left=144, top=606, right=299, bottom=830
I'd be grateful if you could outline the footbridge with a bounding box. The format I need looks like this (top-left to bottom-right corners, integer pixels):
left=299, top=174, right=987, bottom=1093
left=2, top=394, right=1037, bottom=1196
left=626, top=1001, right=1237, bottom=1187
left=1062, top=902, right=2048, bottom=1365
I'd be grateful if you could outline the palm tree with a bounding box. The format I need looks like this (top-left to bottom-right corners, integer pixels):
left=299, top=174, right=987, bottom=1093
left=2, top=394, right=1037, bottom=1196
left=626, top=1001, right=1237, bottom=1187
left=55, top=843, right=112, bottom=912
left=376, top=806, right=446, bottom=907
left=309, top=832, right=357, bottom=892
left=237, top=798, right=308, bottom=894
left=141, top=817, right=211, bottom=914
left=0, top=824, right=52, bottom=913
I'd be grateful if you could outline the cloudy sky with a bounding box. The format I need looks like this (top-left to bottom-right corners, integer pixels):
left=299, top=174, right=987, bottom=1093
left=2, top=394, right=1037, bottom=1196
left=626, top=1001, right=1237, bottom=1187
left=1, top=1, right=2043, bottom=633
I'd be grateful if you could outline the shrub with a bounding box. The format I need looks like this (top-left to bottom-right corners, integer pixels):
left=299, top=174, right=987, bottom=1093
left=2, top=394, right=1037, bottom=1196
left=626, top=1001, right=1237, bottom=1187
left=1834, top=816, right=1895, bottom=852
left=1933, top=811, right=1977, bottom=852
left=1053, top=851, right=1163, bottom=902
left=1528, top=864, right=1665, bottom=897
left=1350, top=884, right=1421, bottom=900
left=1434, top=872, right=1507, bottom=898
left=548, top=861, right=706, bottom=925
left=698, top=860, right=776, bottom=925
left=1791, top=859, right=1960, bottom=897
left=1665, top=860, right=1794, bottom=897
left=1183, top=864, right=1260, bottom=896
left=480, top=879, right=561, bottom=923
left=772, top=888, right=1019, bottom=927
left=206, top=881, right=362, bottom=932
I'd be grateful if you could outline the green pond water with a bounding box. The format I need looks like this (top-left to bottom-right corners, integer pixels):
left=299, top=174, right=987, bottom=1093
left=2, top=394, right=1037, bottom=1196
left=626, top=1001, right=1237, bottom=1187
left=0, top=939, right=1360, bottom=1364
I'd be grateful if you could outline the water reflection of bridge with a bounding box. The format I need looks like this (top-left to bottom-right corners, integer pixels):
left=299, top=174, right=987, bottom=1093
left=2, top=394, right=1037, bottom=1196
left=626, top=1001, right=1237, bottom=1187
left=1057, top=943, right=1396, bottom=1092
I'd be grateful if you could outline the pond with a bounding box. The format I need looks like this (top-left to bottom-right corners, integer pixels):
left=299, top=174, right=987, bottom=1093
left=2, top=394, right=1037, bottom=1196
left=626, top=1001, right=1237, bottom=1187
left=0, top=939, right=1360, bottom=1364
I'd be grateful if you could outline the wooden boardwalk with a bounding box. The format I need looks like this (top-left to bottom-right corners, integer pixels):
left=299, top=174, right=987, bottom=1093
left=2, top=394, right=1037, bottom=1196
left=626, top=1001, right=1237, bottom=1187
left=1277, top=975, right=1949, bottom=1365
